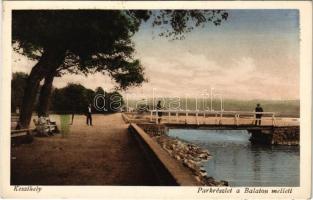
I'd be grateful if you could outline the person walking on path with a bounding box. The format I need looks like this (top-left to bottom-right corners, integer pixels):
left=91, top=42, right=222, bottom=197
left=255, top=103, right=263, bottom=126
left=156, top=100, right=163, bottom=124
left=86, top=104, right=93, bottom=126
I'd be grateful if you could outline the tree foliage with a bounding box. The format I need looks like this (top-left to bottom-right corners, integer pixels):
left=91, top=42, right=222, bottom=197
left=12, top=10, right=150, bottom=89
left=11, top=72, right=28, bottom=113
left=51, top=83, right=124, bottom=114
left=151, top=10, right=228, bottom=40
left=105, top=91, right=124, bottom=113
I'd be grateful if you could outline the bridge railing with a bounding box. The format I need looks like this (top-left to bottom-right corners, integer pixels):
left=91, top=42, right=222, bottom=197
left=150, top=110, right=276, bottom=126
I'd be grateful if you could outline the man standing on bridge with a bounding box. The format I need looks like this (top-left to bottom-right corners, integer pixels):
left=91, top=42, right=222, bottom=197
left=255, top=103, right=263, bottom=126
left=156, top=100, right=163, bottom=124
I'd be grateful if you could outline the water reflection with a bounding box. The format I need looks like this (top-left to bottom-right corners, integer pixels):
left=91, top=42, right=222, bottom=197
left=168, top=129, right=299, bottom=186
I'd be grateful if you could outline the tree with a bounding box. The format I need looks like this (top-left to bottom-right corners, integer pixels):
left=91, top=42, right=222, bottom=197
left=94, top=87, right=105, bottom=113
left=11, top=72, right=28, bottom=113
left=105, top=91, right=124, bottom=113
left=95, top=87, right=105, bottom=95
left=37, top=71, right=56, bottom=116
left=93, top=87, right=125, bottom=113
left=50, top=84, right=124, bottom=114
left=12, top=10, right=228, bottom=128
left=51, top=83, right=93, bottom=114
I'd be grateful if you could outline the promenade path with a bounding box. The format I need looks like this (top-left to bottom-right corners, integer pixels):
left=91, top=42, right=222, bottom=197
left=11, top=113, right=158, bottom=185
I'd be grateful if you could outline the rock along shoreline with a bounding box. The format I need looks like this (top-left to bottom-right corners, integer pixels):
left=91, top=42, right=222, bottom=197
left=139, top=124, right=228, bottom=186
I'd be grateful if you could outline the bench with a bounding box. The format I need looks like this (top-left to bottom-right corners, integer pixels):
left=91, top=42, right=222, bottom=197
left=11, top=128, right=34, bottom=137
left=11, top=128, right=35, bottom=144
left=33, top=117, right=59, bottom=136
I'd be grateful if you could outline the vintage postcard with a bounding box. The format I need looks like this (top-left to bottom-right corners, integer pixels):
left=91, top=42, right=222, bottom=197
left=0, top=1, right=312, bottom=199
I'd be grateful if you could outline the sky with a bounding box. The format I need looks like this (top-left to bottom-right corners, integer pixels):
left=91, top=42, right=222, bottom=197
left=12, top=10, right=300, bottom=100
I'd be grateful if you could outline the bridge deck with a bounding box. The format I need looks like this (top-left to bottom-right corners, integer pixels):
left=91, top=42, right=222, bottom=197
left=166, top=123, right=273, bottom=129
left=124, top=112, right=299, bottom=127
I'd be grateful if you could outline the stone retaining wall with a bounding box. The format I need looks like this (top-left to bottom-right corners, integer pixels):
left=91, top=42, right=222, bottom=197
left=249, top=126, right=299, bottom=145
left=137, top=123, right=168, bottom=136
left=272, top=126, right=299, bottom=145
left=136, top=123, right=228, bottom=186
left=129, top=123, right=200, bottom=186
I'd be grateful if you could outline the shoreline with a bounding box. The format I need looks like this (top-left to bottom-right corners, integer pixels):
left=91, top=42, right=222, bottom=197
left=138, top=123, right=228, bottom=186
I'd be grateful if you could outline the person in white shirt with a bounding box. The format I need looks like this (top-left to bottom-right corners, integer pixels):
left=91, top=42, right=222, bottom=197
left=86, top=104, right=93, bottom=126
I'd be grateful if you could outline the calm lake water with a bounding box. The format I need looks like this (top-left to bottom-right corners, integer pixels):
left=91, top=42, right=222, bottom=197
left=168, top=129, right=300, bottom=187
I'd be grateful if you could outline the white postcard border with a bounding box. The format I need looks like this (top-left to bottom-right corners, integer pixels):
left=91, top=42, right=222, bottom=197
left=1, top=1, right=312, bottom=199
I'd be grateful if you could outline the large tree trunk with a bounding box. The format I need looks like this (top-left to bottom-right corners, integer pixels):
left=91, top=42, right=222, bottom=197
left=18, top=48, right=65, bottom=129
left=37, top=72, right=55, bottom=117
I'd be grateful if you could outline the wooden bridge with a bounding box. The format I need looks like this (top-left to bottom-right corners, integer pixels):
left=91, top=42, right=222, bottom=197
left=146, top=110, right=299, bottom=145
left=150, top=109, right=279, bottom=126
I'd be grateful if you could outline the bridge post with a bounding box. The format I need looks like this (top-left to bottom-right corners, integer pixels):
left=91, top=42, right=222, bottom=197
left=272, top=113, right=276, bottom=126
left=203, top=112, right=206, bottom=124
left=185, top=112, right=188, bottom=124
left=235, top=114, right=239, bottom=126
left=215, top=113, right=218, bottom=124
left=235, top=114, right=237, bottom=126
left=168, top=111, right=171, bottom=123
left=156, top=111, right=159, bottom=124
left=150, top=111, right=153, bottom=122
left=219, top=111, right=223, bottom=125
left=252, top=114, right=255, bottom=125
left=176, top=112, right=178, bottom=122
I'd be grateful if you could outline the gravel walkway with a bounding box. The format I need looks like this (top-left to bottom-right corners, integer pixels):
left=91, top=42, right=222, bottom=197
left=11, top=113, right=158, bottom=185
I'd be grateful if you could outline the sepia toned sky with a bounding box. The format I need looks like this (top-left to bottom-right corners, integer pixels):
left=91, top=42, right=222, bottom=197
left=12, top=10, right=300, bottom=100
